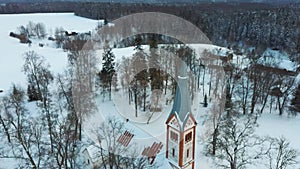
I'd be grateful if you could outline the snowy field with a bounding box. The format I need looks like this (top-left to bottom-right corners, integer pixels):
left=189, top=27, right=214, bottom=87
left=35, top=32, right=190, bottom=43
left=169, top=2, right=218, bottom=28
left=0, top=13, right=300, bottom=169
left=0, top=13, right=99, bottom=93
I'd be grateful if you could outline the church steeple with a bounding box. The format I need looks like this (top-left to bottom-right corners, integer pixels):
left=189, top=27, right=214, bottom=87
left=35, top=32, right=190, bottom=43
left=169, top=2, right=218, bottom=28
left=167, top=62, right=193, bottom=130
left=166, top=61, right=197, bottom=169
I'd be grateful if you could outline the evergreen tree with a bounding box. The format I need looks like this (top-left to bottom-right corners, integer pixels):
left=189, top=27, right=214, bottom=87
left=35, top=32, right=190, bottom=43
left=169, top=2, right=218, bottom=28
left=203, top=94, right=208, bottom=107
left=134, top=35, right=143, bottom=51
left=27, top=84, right=40, bottom=101
left=149, top=36, right=162, bottom=91
left=100, top=43, right=115, bottom=100
left=104, top=18, right=108, bottom=25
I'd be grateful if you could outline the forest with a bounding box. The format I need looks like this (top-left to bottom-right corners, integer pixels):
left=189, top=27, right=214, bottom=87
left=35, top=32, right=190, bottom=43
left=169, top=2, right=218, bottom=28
left=0, top=1, right=300, bottom=58
left=1, top=1, right=300, bottom=168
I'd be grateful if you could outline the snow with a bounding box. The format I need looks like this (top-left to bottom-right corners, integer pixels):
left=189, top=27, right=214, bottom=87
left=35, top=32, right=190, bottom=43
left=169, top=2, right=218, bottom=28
left=84, top=43, right=227, bottom=169
left=0, top=12, right=299, bottom=169
left=0, top=13, right=98, bottom=34
left=0, top=158, right=18, bottom=169
left=257, top=113, right=300, bottom=151
left=0, top=13, right=99, bottom=94
left=111, top=90, right=166, bottom=124
left=259, top=48, right=297, bottom=71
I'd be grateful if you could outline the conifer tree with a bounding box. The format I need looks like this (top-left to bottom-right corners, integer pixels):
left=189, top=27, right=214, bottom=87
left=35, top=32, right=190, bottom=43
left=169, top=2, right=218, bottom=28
left=134, top=34, right=143, bottom=51
left=149, top=36, right=162, bottom=91
left=100, top=42, right=115, bottom=101
left=204, top=94, right=208, bottom=107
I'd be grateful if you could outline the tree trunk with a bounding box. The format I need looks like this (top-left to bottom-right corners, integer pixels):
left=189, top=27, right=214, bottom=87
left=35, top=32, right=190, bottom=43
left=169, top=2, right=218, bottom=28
left=270, top=97, right=273, bottom=114
left=109, top=81, right=112, bottom=101
left=278, top=96, right=283, bottom=115
left=128, top=88, right=131, bottom=105
left=143, top=87, right=146, bottom=112
left=79, top=121, right=82, bottom=141
left=47, top=112, right=54, bottom=153
left=250, top=79, right=258, bottom=114
left=165, top=75, right=168, bottom=95
left=209, top=74, right=211, bottom=97
left=21, top=142, right=37, bottom=169
left=0, top=115, right=11, bottom=143
left=100, top=145, right=107, bottom=169
left=135, top=92, right=138, bottom=117
left=230, top=162, right=236, bottom=169
left=41, top=84, right=54, bottom=153
left=134, top=81, right=138, bottom=117
left=33, top=73, right=42, bottom=100
left=197, top=70, right=200, bottom=89
left=260, top=94, right=269, bottom=114
left=202, top=67, right=206, bottom=97
left=212, top=126, right=218, bottom=155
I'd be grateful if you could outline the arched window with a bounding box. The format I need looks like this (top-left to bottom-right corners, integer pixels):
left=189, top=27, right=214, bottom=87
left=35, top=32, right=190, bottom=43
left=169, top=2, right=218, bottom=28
left=170, top=131, right=178, bottom=142
left=185, top=132, right=192, bottom=143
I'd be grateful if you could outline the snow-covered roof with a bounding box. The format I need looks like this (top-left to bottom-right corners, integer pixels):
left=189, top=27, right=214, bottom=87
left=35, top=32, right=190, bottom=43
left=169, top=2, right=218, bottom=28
left=83, top=145, right=102, bottom=163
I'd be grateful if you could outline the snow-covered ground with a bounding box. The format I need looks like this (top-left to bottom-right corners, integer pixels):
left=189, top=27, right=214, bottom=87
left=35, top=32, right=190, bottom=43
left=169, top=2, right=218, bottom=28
left=0, top=13, right=99, bottom=93
left=0, top=13, right=300, bottom=169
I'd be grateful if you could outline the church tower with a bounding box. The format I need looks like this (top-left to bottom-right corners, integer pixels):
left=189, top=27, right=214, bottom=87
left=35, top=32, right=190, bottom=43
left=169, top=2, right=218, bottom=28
left=166, top=62, right=197, bottom=169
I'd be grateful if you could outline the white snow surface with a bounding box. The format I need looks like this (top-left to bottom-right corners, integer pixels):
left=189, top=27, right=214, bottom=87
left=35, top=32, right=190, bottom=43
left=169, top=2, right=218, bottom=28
left=259, top=48, right=297, bottom=71
left=0, top=13, right=300, bottom=169
left=0, top=13, right=99, bottom=94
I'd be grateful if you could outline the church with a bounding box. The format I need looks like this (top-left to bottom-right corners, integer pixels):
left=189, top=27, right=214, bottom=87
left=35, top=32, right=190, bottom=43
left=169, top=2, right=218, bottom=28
left=165, top=62, right=197, bottom=169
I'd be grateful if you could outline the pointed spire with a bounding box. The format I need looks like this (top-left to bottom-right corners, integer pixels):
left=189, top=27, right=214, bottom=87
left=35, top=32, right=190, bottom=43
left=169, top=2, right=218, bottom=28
left=167, top=61, right=191, bottom=129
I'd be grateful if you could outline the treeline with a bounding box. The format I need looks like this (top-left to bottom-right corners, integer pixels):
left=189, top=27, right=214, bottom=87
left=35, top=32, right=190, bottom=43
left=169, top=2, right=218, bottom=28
left=74, top=2, right=300, bottom=57
left=0, top=2, right=77, bottom=14
left=1, top=2, right=300, bottom=58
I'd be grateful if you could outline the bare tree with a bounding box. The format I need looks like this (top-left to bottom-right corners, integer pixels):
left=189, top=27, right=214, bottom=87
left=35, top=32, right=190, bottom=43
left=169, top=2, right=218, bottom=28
left=54, top=27, right=66, bottom=48
left=34, top=22, right=46, bottom=39
left=0, top=83, right=84, bottom=169
left=51, top=117, right=84, bottom=169
left=22, top=51, right=54, bottom=152
left=267, top=137, right=299, bottom=169
left=95, top=117, right=155, bottom=169
left=215, top=110, right=268, bottom=169
left=270, top=75, right=295, bottom=116
left=26, top=21, right=36, bottom=37
left=130, top=51, right=147, bottom=117
left=0, top=85, right=47, bottom=169
left=206, top=96, right=226, bottom=155
left=257, top=70, right=276, bottom=114
left=55, top=72, right=86, bottom=169
left=23, top=21, right=46, bottom=39
left=72, top=49, right=97, bottom=140
left=119, top=56, right=133, bottom=105
left=0, top=101, right=11, bottom=143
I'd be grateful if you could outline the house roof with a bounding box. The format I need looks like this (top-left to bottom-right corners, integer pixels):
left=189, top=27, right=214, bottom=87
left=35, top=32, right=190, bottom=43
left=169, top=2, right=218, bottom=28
left=83, top=145, right=102, bottom=163
left=166, top=61, right=196, bottom=130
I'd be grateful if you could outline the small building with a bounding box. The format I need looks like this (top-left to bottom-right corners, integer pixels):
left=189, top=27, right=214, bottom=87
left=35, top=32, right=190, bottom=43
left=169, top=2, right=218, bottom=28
left=82, top=145, right=103, bottom=168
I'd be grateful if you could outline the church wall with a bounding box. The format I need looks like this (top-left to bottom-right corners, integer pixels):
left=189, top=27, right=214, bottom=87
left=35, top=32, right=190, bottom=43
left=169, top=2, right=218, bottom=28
left=168, top=127, right=180, bottom=163
left=183, top=128, right=194, bottom=165
left=183, top=163, right=193, bottom=169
